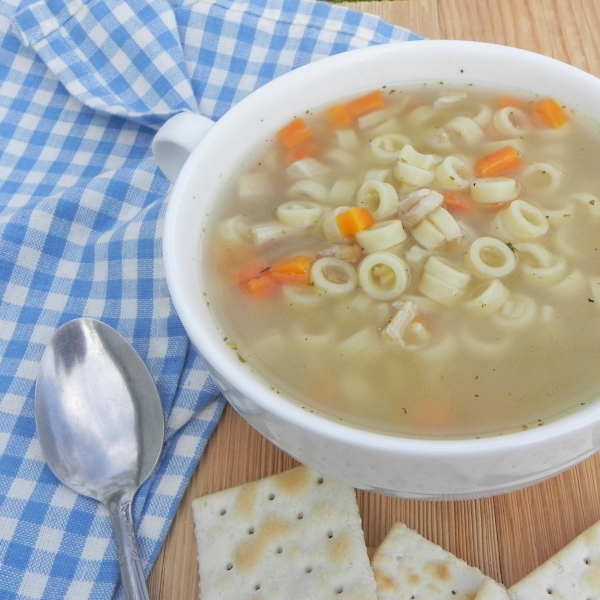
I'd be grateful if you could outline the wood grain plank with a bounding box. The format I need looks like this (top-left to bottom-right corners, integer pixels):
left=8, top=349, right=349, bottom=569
left=148, top=1, right=600, bottom=597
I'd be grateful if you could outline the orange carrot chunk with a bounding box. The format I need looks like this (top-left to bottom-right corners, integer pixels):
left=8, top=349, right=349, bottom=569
left=335, top=207, right=375, bottom=236
left=345, top=90, right=385, bottom=119
left=325, top=104, right=353, bottom=128
left=270, top=255, right=314, bottom=285
left=475, top=145, right=523, bottom=178
left=531, top=98, right=569, bottom=128
left=443, top=193, right=473, bottom=212
left=285, top=139, right=319, bottom=165
left=276, top=117, right=312, bottom=149
left=243, top=272, right=279, bottom=298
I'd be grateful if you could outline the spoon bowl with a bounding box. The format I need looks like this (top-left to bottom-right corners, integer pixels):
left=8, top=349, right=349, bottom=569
left=35, top=318, right=165, bottom=600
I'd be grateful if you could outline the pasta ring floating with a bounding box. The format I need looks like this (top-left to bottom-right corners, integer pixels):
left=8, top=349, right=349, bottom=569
left=355, top=220, right=407, bottom=254
left=311, top=257, right=358, bottom=294
left=470, top=177, right=521, bottom=204
left=356, top=180, right=399, bottom=220
left=276, top=200, right=323, bottom=227
left=358, top=252, right=410, bottom=301
left=465, top=236, right=517, bottom=278
left=514, top=242, right=567, bottom=286
left=492, top=199, right=549, bottom=241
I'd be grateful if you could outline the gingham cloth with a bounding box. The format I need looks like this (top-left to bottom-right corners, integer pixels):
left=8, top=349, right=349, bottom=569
left=0, top=0, right=422, bottom=597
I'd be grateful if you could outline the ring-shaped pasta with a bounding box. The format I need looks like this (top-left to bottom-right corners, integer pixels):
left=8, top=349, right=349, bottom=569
left=322, top=206, right=352, bottom=241
left=416, top=332, right=456, bottom=361
left=468, top=103, right=493, bottom=127
left=358, top=252, right=410, bottom=301
left=368, top=117, right=402, bottom=137
left=369, top=133, right=410, bottom=163
left=238, top=172, right=270, bottom=200
left=276, top=200, right=323, bottom=227
left=356, top=180, right=399, bottom=219
left=218, top=215, right=250, bottom=246
left=394, top=163, right=435, bottom=188
left=490, top=293, right=537, bottom=330
left=311, top=257, right=357, bottom=294
left=423, top=256, right=472, bottom=289
left=434, top=156, right=472, bottom=190
left=287, top=179, right=329, bottom=202
left=445, top=116, right=485, bottom=145
left=495, top=199, right=549, bottom=240
left=492, top=106, right=531, bottom=137
left=335, top=128, right=359, bottom=151
left=362, top=168, right=389, bottom=184
left=398, top=145, right=436, bottom=170
left=406, top=105, right=436, bottom=128
left=338, top=328, right=379, bottom=358
left=419, top=257, right=471, bottom=306
left=465, top=236, right=517, bottom=278
left=281, top=283, right=324, bottom=306
left=355, top=220, right=407, bottom=253
left=514, top=242, right=567, bottom=286
left=464, top=279, right=510, bottom=317
left=325, top=148, right=357, bottom=171
left=521, top=162, right=563, bottom=194
left=470, top=177, right=521, bottom=204
left=328, top=179, right=358, bottom=205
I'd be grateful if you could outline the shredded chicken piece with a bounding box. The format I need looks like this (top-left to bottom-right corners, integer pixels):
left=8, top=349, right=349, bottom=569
left=397, top=188, right=444, bottom=228
left=382, top=300, right=418, bottom=346
left=317, top=243, right=363, bottom=263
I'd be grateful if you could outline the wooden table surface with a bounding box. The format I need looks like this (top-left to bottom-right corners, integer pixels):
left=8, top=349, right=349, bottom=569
left=148, top=0, right=600, bottom=596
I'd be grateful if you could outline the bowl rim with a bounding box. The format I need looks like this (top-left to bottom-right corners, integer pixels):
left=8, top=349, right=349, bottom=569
left=163, top=38, right=600, bottom=456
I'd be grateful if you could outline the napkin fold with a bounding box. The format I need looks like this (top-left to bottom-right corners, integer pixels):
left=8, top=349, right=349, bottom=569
left=0, top=0, right=422, bottom=597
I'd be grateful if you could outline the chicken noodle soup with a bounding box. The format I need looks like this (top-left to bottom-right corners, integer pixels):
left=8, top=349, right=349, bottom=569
left=204, top=85, right=600, bottom=439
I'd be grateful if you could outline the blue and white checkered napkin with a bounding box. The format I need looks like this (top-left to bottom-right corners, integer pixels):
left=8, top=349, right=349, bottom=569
left=0, top=0, right=421, bottom=597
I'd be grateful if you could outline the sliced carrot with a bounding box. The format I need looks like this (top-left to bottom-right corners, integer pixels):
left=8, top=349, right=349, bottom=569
left=285, top=139, right=319, bottom=165
left=531, top=98, right=568, bottom=128
left=270, top=254, right=314, bottom=285
left=243, top=272, right=279, bottom=298
left=234, top=261, right=270, bottom=284
left=443, top=192, right=473, bottom=212
left=335, top=207, right=375, bottom=236
left=325, top=104, right=353, bottom=128
left=276, top=117, right=312, bottom=149
left=475, top=145, right=523, bottom=178
left=345, top=90, right=385, bottom=119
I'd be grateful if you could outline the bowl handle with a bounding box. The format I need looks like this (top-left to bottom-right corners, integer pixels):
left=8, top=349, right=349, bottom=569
left=152, top=111, right=215, bottom=184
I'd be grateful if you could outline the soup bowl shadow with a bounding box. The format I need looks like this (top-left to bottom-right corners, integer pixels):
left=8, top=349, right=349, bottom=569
left=154, top=40, right=600, bottom=500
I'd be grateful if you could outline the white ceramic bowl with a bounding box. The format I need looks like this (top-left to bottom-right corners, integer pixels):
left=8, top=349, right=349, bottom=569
left=155, top=40, right=600, bottom=499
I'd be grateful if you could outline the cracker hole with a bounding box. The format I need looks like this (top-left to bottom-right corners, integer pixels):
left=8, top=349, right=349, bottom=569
left=268, top=493, right=275, bottom=500
left=248, top=527, right=255, bottom=535
left=584, top=558, right=591, bottom=565
left=317, top=477, right=324, bottom=484
left=297, top=512, right=304, bottom=520
left=335, top=587, right=343, bottom=594
left=327, top=531, right=334, bottom=539
left=226, top=563, right=233, bottom=571
left=276, top=546, right=283, bottom=554
left=546, top=589, right=553, bottom=595
left=305, top=567, right=313, bottom=574
left=219, top=508, right=227, bottom=516
left=255, top=584, right=261, bottom=591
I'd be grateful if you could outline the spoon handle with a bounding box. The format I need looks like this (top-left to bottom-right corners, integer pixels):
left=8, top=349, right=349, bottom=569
left=107, top=494, right=150, bottom=600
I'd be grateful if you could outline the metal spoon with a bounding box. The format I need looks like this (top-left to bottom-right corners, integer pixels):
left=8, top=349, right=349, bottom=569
left=35, top=318, right=165, bottom=600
